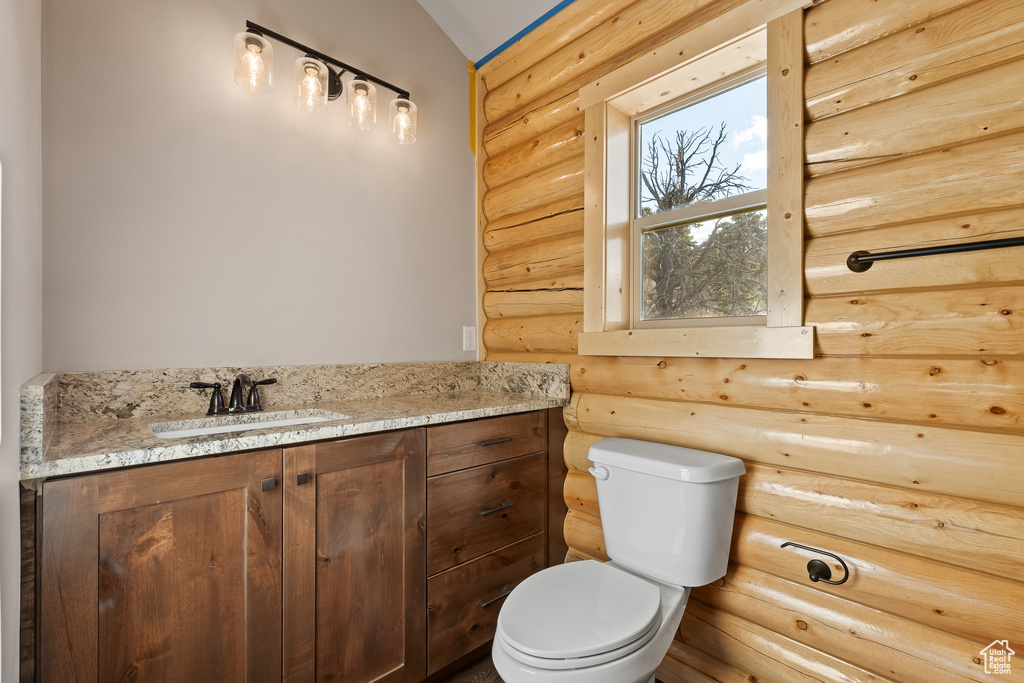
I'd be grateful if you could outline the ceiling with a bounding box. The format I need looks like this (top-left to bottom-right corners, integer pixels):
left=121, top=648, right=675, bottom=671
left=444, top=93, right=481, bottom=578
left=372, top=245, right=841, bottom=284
left=415, top=0, right=571, bottom=66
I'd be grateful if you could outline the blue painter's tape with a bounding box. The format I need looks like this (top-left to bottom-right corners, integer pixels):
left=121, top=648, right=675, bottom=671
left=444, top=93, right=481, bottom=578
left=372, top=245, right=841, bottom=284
left=474, top=0, right=578, bottom=70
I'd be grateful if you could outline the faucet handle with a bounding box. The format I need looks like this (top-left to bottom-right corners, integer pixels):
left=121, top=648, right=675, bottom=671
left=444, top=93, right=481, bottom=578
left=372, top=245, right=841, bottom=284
left=189, top=382, right=226, bottom=415
left=246, top=378, right=277, bottom=411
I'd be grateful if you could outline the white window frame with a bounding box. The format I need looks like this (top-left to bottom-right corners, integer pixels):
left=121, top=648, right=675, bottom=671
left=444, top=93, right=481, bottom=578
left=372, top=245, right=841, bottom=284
left=578, top=0, right=813, bottom=359
left=631, top=66, right=768, bottom=329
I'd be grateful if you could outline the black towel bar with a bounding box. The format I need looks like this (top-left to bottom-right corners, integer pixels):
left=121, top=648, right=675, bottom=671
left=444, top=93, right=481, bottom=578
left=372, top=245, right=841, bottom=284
left=847, top=235, right=1024, bottom=272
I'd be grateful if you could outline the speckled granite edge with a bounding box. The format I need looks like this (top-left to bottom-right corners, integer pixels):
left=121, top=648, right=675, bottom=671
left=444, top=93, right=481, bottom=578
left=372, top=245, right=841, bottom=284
left=21, top=362, right=570, bottom=481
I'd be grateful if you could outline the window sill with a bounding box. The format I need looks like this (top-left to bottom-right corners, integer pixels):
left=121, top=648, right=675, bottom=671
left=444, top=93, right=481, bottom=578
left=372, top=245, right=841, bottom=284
left=578, top=326, right=814, bottom=359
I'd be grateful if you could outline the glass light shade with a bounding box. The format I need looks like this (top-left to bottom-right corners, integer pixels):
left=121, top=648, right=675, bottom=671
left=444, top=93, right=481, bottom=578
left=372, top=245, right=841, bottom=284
left=234, top=32, right=273, bottom=93
left=294, top=57, right=329, bottom=113
left=389, top=97, right=417, bottom=145
left=348, top=78, right=377, bottom=130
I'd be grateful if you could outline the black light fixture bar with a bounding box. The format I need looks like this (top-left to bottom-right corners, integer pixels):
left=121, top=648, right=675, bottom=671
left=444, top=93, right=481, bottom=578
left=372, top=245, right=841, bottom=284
left=846, top=236, right=1024, bottom=272
left=245, top=20, right=411, bottom=100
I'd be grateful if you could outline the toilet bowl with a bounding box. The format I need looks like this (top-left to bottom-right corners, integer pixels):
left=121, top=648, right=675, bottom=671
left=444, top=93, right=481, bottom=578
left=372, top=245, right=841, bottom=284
left=491, top=438, right=745, bottom=683
left=492, top=560, right=689, bottom=683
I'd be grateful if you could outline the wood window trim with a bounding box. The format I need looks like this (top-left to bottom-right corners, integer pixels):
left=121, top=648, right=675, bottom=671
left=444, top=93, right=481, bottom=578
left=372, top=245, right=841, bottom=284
left=579, top=0, right=813, bottom=359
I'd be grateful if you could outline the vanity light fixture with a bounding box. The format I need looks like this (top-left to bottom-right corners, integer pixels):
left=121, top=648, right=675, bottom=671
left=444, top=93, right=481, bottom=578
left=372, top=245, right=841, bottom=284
left=233, top=21, right=417, bottom=144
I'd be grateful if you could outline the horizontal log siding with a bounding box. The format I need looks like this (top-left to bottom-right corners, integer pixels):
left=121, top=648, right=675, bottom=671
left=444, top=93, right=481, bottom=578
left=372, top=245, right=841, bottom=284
left=476, top=0, right=1024, bottom=680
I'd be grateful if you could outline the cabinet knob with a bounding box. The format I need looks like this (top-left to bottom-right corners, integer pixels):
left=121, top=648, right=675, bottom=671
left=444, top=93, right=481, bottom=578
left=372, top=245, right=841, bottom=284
left=260, top=477, right=276, bottom=492
left=296, top=472, right=311, bottom=486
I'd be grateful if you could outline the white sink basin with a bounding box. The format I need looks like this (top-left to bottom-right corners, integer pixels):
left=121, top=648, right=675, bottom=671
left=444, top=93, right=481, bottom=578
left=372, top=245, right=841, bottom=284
left=150, top=409, right=349, bottom=439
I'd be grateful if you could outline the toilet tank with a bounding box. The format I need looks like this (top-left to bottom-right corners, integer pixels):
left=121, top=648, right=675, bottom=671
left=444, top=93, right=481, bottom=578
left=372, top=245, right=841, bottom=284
left=588, top=438, right=745, bottom=587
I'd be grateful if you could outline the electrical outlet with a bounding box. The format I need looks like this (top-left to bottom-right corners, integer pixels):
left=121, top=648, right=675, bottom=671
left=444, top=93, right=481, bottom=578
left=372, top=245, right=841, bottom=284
left=463, top=325, right=477, bottom=352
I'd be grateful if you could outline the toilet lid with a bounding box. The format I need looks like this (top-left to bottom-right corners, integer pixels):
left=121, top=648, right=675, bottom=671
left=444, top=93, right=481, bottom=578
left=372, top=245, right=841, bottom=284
left=496, top=561, right=662, bottom=660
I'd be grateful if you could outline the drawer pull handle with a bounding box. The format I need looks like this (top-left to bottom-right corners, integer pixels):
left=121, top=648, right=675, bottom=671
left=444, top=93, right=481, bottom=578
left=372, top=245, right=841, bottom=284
left=477, top=436, right=513, bottom=447
left=477, top=587, right=511, bottom=608
left=477, top=501, right=513, bottom=516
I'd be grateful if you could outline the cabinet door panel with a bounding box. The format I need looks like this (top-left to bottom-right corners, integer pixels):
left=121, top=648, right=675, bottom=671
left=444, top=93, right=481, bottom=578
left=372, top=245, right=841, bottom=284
left=98, top=490, right=248, bottom=681
left=40, top=450, right=283, bottom=683
left=317, top=457, right=406, bottom=680
left=289, top=430, right=426, bottom=683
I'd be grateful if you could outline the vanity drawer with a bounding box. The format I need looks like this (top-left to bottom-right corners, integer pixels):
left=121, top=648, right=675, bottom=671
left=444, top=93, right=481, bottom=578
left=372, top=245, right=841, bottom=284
left=427, top=411, right=545, bottom=476
left=427, top=452, right=546, bottom=575
left=427, top=532, right=545, bottom=674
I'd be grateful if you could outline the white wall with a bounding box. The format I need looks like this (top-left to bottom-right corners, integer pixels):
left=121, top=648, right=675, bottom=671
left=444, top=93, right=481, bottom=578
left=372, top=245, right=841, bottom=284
left=43, top=0, right=477, bottom=371
left=0, top=0, right=44, bottom=676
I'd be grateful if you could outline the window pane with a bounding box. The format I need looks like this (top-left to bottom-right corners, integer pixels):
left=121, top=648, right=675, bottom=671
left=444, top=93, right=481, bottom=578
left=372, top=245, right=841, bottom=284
left=638, top=76, right=766, bottom=216
left=641, top=207, right=767, bottom=321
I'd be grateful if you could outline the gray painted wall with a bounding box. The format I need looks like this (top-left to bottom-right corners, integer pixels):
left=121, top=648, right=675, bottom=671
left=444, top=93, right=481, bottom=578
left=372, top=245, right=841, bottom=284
left=43, top=0, right=477, bottom=371
left=0, top=0, right=44, bottom=676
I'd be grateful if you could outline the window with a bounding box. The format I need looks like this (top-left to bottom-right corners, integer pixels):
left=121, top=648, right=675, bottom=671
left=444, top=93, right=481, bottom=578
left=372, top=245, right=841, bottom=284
left=578, top=1, right=812, bottom=359
left=634, top=73, right=768, bottom=328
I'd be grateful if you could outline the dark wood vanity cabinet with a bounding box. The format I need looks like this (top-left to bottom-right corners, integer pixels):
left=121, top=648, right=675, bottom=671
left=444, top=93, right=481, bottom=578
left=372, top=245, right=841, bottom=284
left=39, top=448, right=287, bottom=682
left=424, top=411, right=557, bottom=674
left=29, top=410, right=565, bottom=682
left=36, top=430, right=426, bottom=683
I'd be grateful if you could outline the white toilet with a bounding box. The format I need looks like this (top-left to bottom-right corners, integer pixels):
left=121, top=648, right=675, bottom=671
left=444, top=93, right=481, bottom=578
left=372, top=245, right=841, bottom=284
left=491, top=437, right=745, bottom=683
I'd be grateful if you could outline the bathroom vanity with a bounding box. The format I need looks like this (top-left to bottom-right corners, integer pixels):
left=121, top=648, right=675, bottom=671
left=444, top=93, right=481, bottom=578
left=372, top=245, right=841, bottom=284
left=20, top=362, right=570, bottom=682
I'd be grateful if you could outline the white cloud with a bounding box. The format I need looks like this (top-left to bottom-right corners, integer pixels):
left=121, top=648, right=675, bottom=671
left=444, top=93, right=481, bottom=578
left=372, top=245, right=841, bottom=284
left=740, top=149, right=768, bottom=175
left=732, top=115, right=768, bottom=148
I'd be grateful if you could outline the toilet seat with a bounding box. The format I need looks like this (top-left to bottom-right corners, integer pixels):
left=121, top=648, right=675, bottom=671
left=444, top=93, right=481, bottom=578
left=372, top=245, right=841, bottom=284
left=496, top=561, right=662, bottom=670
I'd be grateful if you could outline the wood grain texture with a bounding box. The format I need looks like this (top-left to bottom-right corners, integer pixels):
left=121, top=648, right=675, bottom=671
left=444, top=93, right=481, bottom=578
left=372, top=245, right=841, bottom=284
left=568, top=354, right=1024, bottom=432
left=42, top=450, right=283, bottom=683
left=282, top=444, right=317, bottom=682
left=483, top=92, right=581, bottom=158
left=427, top=411, right=545, bottom=476
left=482, top=234, right=584, bottom=290
left=677, top=599, right=898, bottom=682
left=804, top=131, right=1024, bottom=235
left=805, top=206, right=1024, bottom=296
left=483, top=0, right=740, bottom=121
left=19, top=486, right=37, bottom=683
left=803, top=0, right=975, bottom=64
left=805, top=0, right=1024, bottom=121
left=483, top=289, right=583, bottom=320
left=478, top=0, right=1024, bottom=679
left=546, top=407, right=570, bottom=566
left=427, top=452, right=546, bottom=574
left=805, top=57, right=1024, bottom=174
left=427, top=533, right=545, bottom=674
left=565, top=392, right=1024, bottom=506
left=478, top=0, right=637, bottom=89
left=483, top=117, right=585, bottom=189
left=482, top=157, right=584, bottom=223
left=482, top=202, right=582, bottom=254
left=807, top=285, right=1024, bottom=357
left=314, top=430, right=426, bottom=683
left=695, top=563, right=989, bottom=682
left=484, top=314, right=582, bottom=354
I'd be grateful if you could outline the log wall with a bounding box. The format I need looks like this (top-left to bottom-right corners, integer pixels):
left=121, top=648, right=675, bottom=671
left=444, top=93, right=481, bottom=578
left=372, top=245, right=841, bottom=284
left=476, top=0, right=1024, bottom=680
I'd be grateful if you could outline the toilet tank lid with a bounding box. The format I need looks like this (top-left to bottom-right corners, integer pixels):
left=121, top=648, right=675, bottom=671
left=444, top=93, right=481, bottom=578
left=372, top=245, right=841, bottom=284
left=588, top=438, right=746, bottom=483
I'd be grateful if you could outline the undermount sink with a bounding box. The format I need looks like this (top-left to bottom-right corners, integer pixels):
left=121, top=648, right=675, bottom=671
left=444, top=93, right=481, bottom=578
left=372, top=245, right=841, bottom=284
left=150, top=409, right=350, bottom=439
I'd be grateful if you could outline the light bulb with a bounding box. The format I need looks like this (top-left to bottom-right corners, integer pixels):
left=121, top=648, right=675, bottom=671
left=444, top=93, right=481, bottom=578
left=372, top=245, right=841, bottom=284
left=234, top=32, right=272, bottom=93
left=389, top=97, right=417, bottom=145
left=294, top=57, right=328, bottom=112
left=348, top=78, right=377, bottom=130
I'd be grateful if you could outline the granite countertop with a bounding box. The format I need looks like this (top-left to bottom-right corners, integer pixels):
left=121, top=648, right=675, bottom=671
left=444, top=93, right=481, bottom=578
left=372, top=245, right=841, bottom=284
left=21, top=362, right=570, bottom=481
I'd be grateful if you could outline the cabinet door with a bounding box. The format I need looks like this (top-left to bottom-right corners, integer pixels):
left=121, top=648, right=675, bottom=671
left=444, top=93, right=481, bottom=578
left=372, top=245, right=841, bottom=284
left=283, top=430, right=426, bottom=683
left=40, top=450, right=283, bottom=683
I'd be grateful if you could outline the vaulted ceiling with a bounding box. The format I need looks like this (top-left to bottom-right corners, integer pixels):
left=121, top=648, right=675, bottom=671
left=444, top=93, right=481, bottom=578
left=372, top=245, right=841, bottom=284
left=415, top=0, right=569, bottom=65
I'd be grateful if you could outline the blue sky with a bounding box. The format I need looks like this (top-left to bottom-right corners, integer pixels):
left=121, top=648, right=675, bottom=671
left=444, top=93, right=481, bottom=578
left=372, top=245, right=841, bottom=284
left=638, top=75, right=767, bottom=214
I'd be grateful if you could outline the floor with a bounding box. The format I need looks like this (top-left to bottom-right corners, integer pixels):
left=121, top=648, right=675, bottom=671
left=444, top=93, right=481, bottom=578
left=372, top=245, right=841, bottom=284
left=439, top=652, right=503, bottom=683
